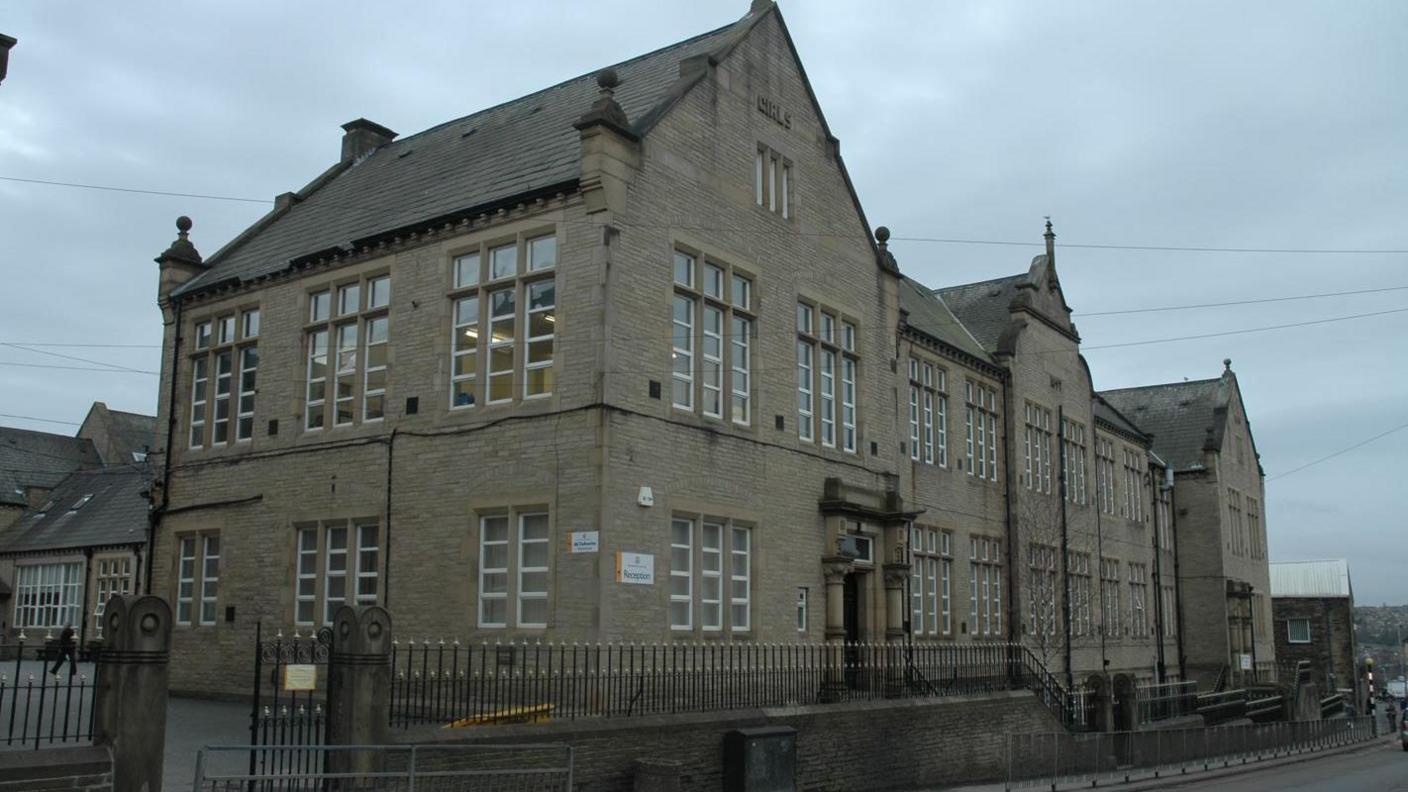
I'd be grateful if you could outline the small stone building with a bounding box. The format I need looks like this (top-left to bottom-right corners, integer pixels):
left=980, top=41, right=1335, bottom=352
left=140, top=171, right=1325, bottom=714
left=0, top=467, right=150, bottom=644
left=1270, top=559, right=1360, bottom=703
left=0, top=404, right=155, bottom=643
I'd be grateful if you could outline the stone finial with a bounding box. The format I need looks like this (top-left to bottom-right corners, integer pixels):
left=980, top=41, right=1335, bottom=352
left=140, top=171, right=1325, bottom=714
left=874, top=226, right=899, bottom=274
left=597, top=68, right=620, bottom=93
left=1223, top=358, right=1233, bottom=371
left=156, top=215, right=203, bottom=266
left=575, top=69, right=636, bottom=140
left=1044, top=216, right=1056, bottom=260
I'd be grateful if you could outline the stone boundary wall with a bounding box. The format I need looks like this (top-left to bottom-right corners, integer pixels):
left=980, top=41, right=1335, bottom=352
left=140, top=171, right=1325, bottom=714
left=399, top=689, right=1062, bottom=791
left=0, top=745, right=112, bottom=792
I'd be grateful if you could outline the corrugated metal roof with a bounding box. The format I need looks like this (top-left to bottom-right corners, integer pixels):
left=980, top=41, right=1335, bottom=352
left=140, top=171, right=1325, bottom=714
left=1270, top=559, right=1352, bottom=598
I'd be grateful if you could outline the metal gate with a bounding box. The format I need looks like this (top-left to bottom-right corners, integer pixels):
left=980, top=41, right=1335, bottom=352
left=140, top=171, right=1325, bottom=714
left=249, top=623, right=333, bottom=778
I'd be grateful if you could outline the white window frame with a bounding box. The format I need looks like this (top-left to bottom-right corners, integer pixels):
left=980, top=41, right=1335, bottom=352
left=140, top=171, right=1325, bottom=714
left=295, top=528, right=318, bottom=626
left=200, top=535, right=220, bottom=625
left=323, top=525, right=348, bottom=624
left=517, top=513, right=550, bottom=627
left=702, top=305, right=724, bottom=418
left=487, top=287, right=516, bottom=405
left=363, top=316, right=388, bottom=420
left=211, top=350, right=233, bottom=444
left=189, top=357, right=209, bottom=449
left=177, top=537, right=196, bottom=625
left=1287, top=618, right=1311, bottom=644
left=840, top=332, right=857, bottom=453
left=730, top=526, right=751, bottom=631
left=478, top=515, right=510, bottom=628
left=523, top=280, right=556, bottom=400
left=672, top=292, right=695, bottom=410
left=670, top=519, right=693, bottom=631
left=731, top=315, right=751, bottom=426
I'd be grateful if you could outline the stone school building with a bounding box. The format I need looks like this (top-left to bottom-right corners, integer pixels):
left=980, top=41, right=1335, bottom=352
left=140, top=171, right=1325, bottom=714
left=146, top=2, right=1272, bottom=697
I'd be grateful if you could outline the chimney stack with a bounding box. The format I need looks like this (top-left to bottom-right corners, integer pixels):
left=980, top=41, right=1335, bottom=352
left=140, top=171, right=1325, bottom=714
left=340, top=118, right=397, bottom=164
left=0, top=34, right=16, bottom=85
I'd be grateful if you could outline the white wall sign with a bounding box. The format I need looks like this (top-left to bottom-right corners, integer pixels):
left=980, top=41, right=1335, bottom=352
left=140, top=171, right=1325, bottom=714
left=615, top=552, right=655, bottom=585
left=570, top=531, right=600, bottom=554
left=1239, top=653, right=1252, bottom=671
left=283, top=664, right=318, bottom=692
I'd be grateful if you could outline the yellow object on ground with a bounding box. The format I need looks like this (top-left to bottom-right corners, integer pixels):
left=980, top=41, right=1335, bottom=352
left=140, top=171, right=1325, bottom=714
left=444, top=704, right=554, bottom=728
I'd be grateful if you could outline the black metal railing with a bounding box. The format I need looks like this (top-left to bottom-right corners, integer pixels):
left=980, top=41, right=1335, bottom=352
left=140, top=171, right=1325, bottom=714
left=1136, top=680, right=1198, bottom=724
left=248, top=625, right=331, bottom=779
left=1008, top=717, right=1376, bottom=789
left=388, top=639, right=1075, bottom=729
left=0, top=639, right=95, bottom=749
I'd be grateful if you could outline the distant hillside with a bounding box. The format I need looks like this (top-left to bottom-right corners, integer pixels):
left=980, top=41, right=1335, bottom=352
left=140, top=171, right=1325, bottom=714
left=1356, top=604, right=1408, bottom=646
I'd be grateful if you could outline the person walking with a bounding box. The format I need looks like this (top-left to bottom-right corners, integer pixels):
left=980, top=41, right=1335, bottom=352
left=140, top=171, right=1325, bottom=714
left=1387, top=699, right=1399, bottom=732
left=48, top=624, right=77, bottom=678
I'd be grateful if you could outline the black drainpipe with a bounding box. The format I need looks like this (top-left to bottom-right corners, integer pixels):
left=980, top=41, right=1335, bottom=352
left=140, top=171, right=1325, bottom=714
left=79, top=548, right=94, bottom=645
left=1000, top=374, right=1017, bottom=643
left=148, top=297, right=183, bottom=594
left=1171, top=474, right=1187, bottom=678
left=1057, top=405, right=1073, bottom=691
left=382, top=428, right=397, bottom=610
left=1151, top=466, right=1166, bottom=683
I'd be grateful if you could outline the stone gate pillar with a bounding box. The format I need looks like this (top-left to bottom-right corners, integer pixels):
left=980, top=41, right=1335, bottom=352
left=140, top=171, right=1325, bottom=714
left=882, top=563, right=909, bottom=697
left=820, top=557, right=852, bottom=702
left=326, top=605, right=392, bottom=775
left=93, top=595, right=172, bottom=792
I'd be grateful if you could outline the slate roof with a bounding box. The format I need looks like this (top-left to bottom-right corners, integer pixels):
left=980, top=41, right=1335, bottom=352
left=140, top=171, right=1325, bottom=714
left=1093, top=394, right=1148, bottom=442
left=97, top=409, right=156, bottom=463
left=0, top=427, right=101, bottom=508
left=1099, top=378, right=1224, bottom=471
left=176, top=12, right=760, bottom=296
left=0, top=467, right=150, bottom=554
left=1270, top=559, right=1352, bottom=599
left=899, top=277, right=992, bottom=362
left=934, top=274, right=1027, bottom=352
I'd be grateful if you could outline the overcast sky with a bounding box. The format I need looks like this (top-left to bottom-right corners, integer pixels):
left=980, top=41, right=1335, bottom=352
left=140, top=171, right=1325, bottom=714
left=1, top=2, right=1403, bottom=603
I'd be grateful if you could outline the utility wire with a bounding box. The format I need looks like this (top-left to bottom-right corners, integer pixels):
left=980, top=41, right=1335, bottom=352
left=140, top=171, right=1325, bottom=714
left=0, top=342, right=157, bottom=375
left=3, top=303, right=1406, bottom=376
left=1269, top=422, right=1408, bottom=482
left=1077, top=285, right=1408, bottom=318
left=0, top=361, right=159, bottom=374
left=0, top=413, right=81, bottom=426
left=1082, top=306, right=1408, bottom=351
left=5, top=173, right=1408, bottom=255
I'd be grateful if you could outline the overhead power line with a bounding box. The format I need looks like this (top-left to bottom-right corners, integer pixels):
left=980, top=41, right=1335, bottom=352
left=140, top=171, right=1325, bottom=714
left=0, top=342, right=158, bottom=375
left=0, top=361, right=159, bottom=374
left=0, top=413, right=81, bottom=426
left=1078, top=285, right=1408, bottom=318
left=1082, top=306, right=1408, bottom=351
left=5, top=173, right=1408, bottom=255
left=1269, top=421, right=1408, bottom=482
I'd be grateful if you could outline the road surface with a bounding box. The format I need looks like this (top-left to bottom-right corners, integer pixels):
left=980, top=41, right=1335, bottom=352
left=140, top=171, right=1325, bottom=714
left=1159, top=739, right=1408, bottom=791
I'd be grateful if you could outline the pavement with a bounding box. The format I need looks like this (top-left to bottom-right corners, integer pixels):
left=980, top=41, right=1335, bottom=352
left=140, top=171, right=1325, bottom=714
left=163, top=696, right=250, bottom=791
left=940, top=710, right=1404, bottom=792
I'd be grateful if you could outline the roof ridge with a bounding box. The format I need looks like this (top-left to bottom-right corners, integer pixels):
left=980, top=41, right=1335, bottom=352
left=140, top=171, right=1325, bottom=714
left=934, top=273, right=1027, bottom=294
left=1099, top=378, right=1220, bottom=394
left=391, top=18, right=743, bottom=150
